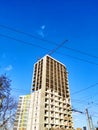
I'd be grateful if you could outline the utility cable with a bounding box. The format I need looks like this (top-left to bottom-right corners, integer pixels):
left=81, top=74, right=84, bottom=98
left=0, top=24, right=98, bottom=59
left=63, top=46, right=98, bottom=59
left=72, top=92, right=98, bottom=104
left=55, top=51, right=98, bottom=66
left=0, top=33, right=98, bottom=66
left=0, top=33, right=50, bottom=51
left=0, top=24, right=56, bottom=45
left=71, top=83, right=98, bottom=95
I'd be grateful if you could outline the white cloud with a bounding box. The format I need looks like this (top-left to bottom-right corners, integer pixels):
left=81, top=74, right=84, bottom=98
left=5, top=65, right=13, bottom=71
left=36, top=25, right=46, bottom=38
left=41, top=25, right=46, bottom=30
left=37, top=30, right=45, bottom=38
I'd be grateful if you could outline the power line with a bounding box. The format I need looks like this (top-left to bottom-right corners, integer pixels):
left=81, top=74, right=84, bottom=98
left=0, top=24, right=98, bottom=59
left=72, top=99, right=92, bottom=108
left=63, top=46, right=98, bottom=59
left=75, top=92, right=98, bottom=102
left=0, top=33, right=50, bottom=51
left=71, top=99, right=98, bottom=109
left=56, top=52, right=98, bottom=66
left=0, top=24, right=56, bottom=45
left=72, top=92, right=98, bottom=104
left=71, top=83, right=98, bottom=95
left=0, top=33, right=98, bottom=66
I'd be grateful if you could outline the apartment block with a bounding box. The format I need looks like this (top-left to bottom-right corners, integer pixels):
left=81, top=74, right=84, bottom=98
left=13, top=55, right=74, bottom=130
left=13, top=95, right=31, bottom=130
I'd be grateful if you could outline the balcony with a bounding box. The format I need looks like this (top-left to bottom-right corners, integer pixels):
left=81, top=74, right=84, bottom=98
left=64, top=116, right=68, bottom=121
left=45, top=100, right=49, bottom=104
left=45, top=113, right=48, bottom=117
left=45, top=106, right=49, bottom=110
left=50, top=120, right=54, bottom=124
left=60, top=114, right=64, bottom=119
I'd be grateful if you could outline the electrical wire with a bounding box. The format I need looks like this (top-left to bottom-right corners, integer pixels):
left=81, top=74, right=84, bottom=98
left=71, top=83, right=98, bottom=95
left=0, top=33, right=50, bottom=51
left=0, top=24, right=98, bottom=59
left=55, top=51, right=98, bottom=66
left=72, top=93, right=98, bottom=105
left=63, top=46, right=98, bottom=59
left=0, top=33, right=98, bottom=66
left=0, top=24, right=56, bottom=45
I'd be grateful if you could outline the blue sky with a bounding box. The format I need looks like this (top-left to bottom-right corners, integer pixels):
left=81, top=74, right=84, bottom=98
left=0, top=0, right=98, bottom=129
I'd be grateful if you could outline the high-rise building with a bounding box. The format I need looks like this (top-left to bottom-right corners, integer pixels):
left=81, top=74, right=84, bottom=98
left=13, top=55, right=74, bottom=130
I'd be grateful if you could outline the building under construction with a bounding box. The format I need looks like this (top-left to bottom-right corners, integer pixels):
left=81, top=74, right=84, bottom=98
left=13, top=55, right=74, bottom=130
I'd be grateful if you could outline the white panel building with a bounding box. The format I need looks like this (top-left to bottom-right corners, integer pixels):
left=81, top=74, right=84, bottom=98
left=13, top=55, right=74, bottom=130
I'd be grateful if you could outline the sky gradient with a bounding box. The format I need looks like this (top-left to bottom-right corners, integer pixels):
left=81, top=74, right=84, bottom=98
left=0, top=0, right=98, bottom=129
